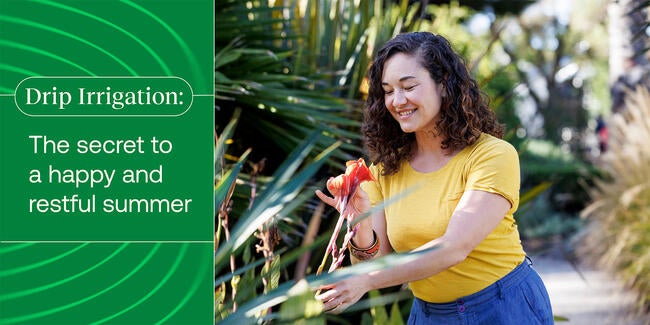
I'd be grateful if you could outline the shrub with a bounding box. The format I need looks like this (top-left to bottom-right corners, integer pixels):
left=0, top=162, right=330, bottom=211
left=579, top=86, right=650, bottom=315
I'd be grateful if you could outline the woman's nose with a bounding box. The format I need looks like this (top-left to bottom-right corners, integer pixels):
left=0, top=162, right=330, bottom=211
left=393, top=90, right=407, bottom=107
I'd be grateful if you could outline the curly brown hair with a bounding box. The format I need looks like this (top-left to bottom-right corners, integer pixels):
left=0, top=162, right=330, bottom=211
left=362, top=32, right=504, bottom=175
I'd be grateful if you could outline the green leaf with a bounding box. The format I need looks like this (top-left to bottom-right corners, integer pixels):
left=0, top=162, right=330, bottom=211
left=215, top=282, right=227, bottom=310
left=215, top=132, right=339, bottom=266
left=278, top=279, right=325, bottom=324
left=215, top=47, right=242, bottom=69
left=215, top=108, right=241, bottom=174
left=389, top=301, right=405, bottom=325
left=520, top=181, right=552, bottom=206
left=215, top=251, right=271, bottom=287
left=223, top=244, right=442, bottom=324
left=554, top=315, right=570, bottom=322
left=261, top=255, right=281, bottom=293
left=361, top=312, right=373, bottom=325
left=369, top=290, right=389, bottom=324
left=215, top=147, right=251, bottom=210
left=344, top=290, right=413, bottom=314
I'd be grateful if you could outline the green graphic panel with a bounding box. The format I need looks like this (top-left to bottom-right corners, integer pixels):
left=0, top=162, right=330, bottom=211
left=0, top=0, right=213, bottom=240
left=0, top=0, right=214, bottom=323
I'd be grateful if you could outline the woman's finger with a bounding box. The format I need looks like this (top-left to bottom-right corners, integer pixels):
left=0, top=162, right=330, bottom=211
left=314, top=287, right=337, bottom=302
left=329, top=302, right=347, bottom=314
left=318, top=296, right=338, bottom=311
left=315, top=190, right=338, bottom=209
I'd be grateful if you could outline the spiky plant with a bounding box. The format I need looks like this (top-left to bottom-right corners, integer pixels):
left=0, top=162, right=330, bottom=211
left=579, top=86, right=650, bottom=316
left=215, top=1, right=545, bottom=323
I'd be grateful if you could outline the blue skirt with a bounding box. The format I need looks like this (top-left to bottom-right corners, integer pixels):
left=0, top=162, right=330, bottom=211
left=408, top=258, right=553, bottom=324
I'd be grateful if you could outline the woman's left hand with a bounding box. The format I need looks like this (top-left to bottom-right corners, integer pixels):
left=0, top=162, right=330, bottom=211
left=315, top=275, right=369, bottom=314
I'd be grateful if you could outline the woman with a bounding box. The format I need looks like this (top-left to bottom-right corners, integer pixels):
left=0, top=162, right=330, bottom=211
left=316, top=32, right=553, bottom=324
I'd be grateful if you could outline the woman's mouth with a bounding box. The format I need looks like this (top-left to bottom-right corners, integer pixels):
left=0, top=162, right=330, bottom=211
left=397, top=109, right=416, bottom=118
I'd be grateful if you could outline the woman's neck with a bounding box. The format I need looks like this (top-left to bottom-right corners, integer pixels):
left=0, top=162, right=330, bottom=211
left=410, top=130, right=455, bottom=173
left=413, top=129, right=445, bottom=155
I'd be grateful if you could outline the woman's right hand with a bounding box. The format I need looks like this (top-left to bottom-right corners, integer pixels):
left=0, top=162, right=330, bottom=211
left=315, top=176, right=371, bottom=220
left=317, top=176, right=382, bottom=258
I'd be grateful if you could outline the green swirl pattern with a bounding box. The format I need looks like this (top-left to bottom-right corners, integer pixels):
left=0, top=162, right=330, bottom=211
left=0, top=243, right=212, bottom=324
left=0, top=0, right=214, bottom=323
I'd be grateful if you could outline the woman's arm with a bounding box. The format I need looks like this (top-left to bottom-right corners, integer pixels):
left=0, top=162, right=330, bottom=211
left=317, top=189, right=511, bottom=313
left=349, top=208, right=392, bottom=264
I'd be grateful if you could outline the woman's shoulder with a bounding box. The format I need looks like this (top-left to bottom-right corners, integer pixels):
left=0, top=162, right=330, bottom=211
left=368, top=162, right=387, bottom=182
left=367, top=160, right=409, bottom=181
left=464, top=133, right=518, bottom=160
left=472, top=133, right=516, bottom=151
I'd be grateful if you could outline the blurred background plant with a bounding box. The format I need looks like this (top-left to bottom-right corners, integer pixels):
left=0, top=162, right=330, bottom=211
left=578, top=87, right=650, bottom=314
left=215, top=0, right=649, bottom=323
left=576, top=0, right=650, bottom=316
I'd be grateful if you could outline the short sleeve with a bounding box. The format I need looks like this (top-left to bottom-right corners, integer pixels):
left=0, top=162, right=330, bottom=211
left=464, top=139, right=520, bottom=211
left=360, top=163, right=383, bottom=206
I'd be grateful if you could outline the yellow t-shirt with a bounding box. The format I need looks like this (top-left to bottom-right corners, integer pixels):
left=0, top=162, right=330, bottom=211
left=362, top=133, right=525, bottom=303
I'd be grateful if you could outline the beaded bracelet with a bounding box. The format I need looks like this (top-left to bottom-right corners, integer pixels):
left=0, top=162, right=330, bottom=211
left=348, top=230, right=380, bottom=260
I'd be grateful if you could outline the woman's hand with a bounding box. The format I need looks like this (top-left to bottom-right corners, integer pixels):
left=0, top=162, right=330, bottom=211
left=315, top=158, right=375, bottom=220
left=315, top=274, right=370, bottom=314
left=315, top=178, right=371, bottom=219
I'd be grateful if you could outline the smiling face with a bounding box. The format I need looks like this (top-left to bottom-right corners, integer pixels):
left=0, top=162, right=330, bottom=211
left=381, top=52, right=444, bottom=134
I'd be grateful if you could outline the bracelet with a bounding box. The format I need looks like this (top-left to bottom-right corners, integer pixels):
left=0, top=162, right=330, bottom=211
left=348, top=230, right=380, bottom=260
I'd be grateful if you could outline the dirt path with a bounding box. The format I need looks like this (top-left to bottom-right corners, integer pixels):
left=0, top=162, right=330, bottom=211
left=531, top=254, right=646, bottom=325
